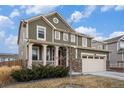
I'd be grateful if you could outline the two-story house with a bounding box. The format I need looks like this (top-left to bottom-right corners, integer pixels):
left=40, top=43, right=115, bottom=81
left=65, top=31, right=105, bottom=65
left=92, top=40, right=106, bottom=50
left=104, top=35, right=124, bottom=68
left=18, top=12, right=109, bottom=73
left=92, top=35, right=124, bottom=68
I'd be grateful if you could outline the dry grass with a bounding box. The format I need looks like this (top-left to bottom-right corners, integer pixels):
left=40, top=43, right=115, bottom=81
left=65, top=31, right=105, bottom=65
left=0, top=66, right=21, bottom=87
left=5, top=75, right=124, bottom=88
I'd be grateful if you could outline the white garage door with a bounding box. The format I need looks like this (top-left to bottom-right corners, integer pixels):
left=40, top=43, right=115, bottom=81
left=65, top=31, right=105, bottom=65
left=81, top=53, right=106, bottom=73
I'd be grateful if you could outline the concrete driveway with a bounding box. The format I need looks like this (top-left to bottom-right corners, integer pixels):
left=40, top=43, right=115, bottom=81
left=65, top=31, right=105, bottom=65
left=83, top=71, right=124, bottom=81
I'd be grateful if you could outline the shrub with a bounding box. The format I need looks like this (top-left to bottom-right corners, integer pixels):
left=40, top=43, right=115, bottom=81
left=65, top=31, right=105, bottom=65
left=11, top=65, right=69, bottom=82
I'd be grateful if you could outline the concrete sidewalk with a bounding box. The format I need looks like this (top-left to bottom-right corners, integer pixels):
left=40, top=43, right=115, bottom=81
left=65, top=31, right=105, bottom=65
left=83, top=71, right=124, bottom=81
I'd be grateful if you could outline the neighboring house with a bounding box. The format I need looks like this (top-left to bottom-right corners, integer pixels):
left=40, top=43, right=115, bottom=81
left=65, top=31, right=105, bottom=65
left=92, top=40, right=106, bottom=50
left=18, top=12, right=109, bottom=73
left=0, top=53, right=18, bottom=62
left=104, top=35, right=124, bottom=68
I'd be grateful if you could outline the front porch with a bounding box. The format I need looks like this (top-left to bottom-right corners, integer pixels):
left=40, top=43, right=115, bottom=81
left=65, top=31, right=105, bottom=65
left=27, top=43, right=69, bottom=68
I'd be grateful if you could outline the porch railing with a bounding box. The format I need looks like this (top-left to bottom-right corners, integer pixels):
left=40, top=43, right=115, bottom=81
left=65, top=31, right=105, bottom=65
left=32, top=60, right=55, bottom=66
left=33, top=60, right=43, bottom=63
left=46, top=61, right=55, bottom=65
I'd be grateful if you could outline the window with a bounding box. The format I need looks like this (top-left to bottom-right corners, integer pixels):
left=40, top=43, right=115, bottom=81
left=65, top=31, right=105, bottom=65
left=63, top=33, right=68, bottom=41
left=120, top=41, right=124, bottom=48
left=47, top=47, right=54, bottom=61
left=71, top=34, right=75, bottom=42
left=82, top=37, right=87, bottom=47
left=55, top=31, right=60, bottom=40
left=37, top=26, right=46, bottom=40
left=100, top=56, right=104, bottom=59
left=32, top=46, right=39, bottom=60
left=82, top=55, right=87, bottom=59
left=53, top=17, right=59, bottom=24
left=88, top=56, right=93, bottom=59
left=95, top=56, right=99, bottom=59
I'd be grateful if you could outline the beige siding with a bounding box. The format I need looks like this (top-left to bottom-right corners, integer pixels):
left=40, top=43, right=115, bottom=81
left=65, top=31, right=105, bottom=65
left=107, top=42, right=122, bottom=67
left=54, top=31, right=77, bottom=45
left=28, top=18, right=53, bottom=42
left=18, top=24, right=27, bottom=60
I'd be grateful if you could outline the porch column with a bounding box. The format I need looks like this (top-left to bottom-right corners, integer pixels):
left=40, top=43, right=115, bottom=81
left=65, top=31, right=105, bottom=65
left=42, top=44, right=47, bottom=66
left=28, top=43, right=33, bottom=69
left=55, top=46, right=59, bottom=66
left=66, top=47, right=69, bottom=67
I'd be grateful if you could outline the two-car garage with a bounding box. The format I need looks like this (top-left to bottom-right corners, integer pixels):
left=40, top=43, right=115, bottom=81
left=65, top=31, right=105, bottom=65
left=81, top=53, right=107, bottom=73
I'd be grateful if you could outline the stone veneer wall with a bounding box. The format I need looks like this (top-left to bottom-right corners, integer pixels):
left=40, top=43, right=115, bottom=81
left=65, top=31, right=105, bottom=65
left=69, top=59, right=82, bottom=72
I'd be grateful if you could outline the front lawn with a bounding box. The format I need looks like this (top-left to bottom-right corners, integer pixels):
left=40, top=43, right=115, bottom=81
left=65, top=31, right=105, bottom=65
left=6, top=75, right=124, bottom=88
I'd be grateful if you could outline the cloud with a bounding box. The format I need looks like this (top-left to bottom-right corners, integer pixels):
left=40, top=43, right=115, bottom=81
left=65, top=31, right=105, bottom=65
left=115, top=6, right=124, bottom=11
left=108, top=31, right=124, bottom=38
left=70, top=6, right=96, bottom=22
left=75, top=26, right=107, bottom=41
left=75, top=26, right=99, bottom=36
left=0, top=15, right=14, bottom=30
left=101, top=5, right=124, bottom=12
left=0, top=31, right=5, bottom=42
left=82, top=6, right=96, bottom=18
left=5, top=35, right=18, bottom=50
left=75, top=26, right=124, bottom=41
left=10, top=9, right=20, bottom=18
left=71, top=11, right=82, bottom=22
left=21, top=5, right=59, bottom=15
left=101, top=6, right=115, bottom=12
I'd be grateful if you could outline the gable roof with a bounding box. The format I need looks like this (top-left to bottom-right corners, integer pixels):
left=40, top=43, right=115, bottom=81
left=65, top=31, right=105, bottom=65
left=92, top=40, right=105, bottom=44
left=104, top=35, right=124, bottom=43
left=44, top=12, right=75, bottom=32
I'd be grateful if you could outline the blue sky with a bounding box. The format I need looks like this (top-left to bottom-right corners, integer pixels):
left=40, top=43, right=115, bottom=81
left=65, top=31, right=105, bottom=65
left=0, top=5, right=124, bottom=54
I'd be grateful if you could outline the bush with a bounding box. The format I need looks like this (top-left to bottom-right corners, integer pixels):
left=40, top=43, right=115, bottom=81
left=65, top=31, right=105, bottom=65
left=11, top=65, right=69, bottom=82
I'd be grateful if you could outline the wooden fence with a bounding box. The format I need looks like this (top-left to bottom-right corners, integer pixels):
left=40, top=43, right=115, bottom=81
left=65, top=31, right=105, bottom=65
left=0, top=60, right=27, bottom=67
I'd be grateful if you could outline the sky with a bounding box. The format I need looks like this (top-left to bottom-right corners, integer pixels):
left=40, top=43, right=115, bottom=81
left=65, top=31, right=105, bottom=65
left=0, top=5, right=124, bottom=54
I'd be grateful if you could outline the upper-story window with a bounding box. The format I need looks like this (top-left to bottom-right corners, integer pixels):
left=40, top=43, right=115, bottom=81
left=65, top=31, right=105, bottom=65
left=37, top=25, right=46, bottom=40
left=63, top=33, right=68, bottom=41
left=120, top=41, right=124, bottom=49
left=71, top=34, right=75, bottom=43
left=82, top=37, right=87, bottom=47
left=53, top=17, right=59, bottom=24
left=55, top=31, right=60, bottom=40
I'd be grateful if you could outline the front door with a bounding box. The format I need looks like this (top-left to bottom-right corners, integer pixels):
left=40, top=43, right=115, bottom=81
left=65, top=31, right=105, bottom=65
left=58, top=47, right=66, bottom=66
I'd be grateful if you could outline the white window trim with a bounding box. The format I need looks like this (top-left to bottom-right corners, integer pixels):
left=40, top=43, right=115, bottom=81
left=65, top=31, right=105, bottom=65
left=53, top=17, right=59, bottom=24
left=82, top=37, right=87, bottom=47
left=71, top=34, right=75, bottom=43
left=63, top=33, right=68, bottom=41
left=55, top=31, right=60, bottom=40
left=32, top=46, right=39, bottom=60
left=37, top=25, right=46, bottom=41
